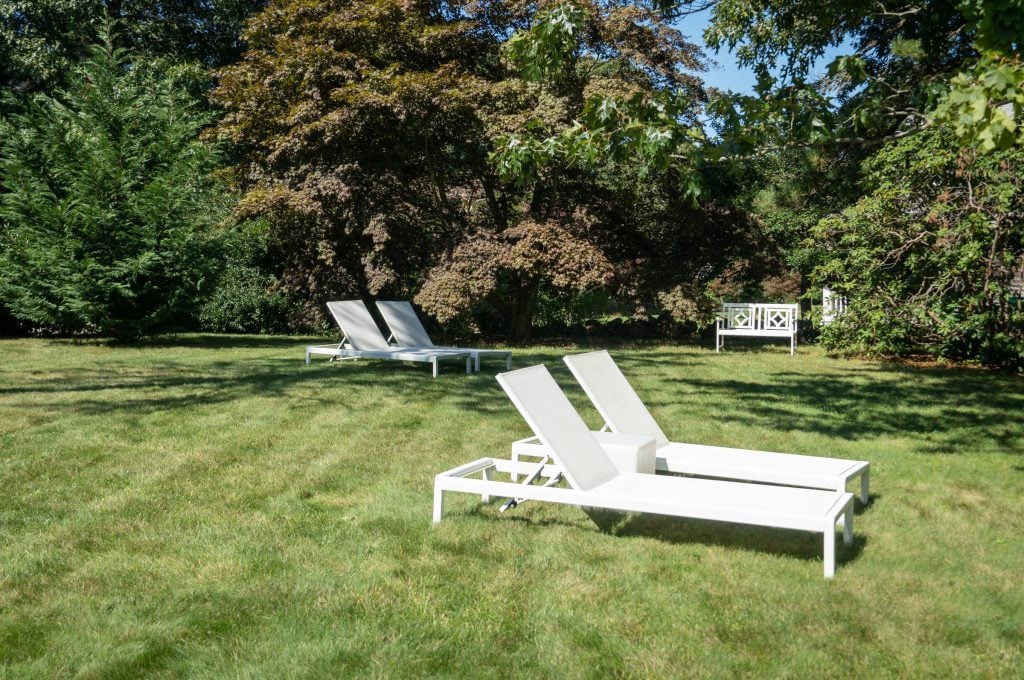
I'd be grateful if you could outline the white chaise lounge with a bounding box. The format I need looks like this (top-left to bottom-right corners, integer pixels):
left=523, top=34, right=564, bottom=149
left=305, top=300, right=472, bottom=378
left=434, top=364, right=855, bottom=578
left=375, top=300, right=512, bottom=372
left=517, top=350, right=869, bottom=501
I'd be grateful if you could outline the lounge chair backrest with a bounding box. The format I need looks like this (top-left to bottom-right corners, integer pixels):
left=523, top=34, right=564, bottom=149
left=376, top=301, right=435, bottom=347
left=563, top=350, right=670, bottom=448
left=497, top=365, right=620, bottom=491
left=326, top=300, right=392, bottom=350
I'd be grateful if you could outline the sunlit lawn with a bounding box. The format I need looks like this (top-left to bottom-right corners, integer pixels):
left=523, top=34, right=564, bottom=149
left=1, top=335, right=1022, bottom=676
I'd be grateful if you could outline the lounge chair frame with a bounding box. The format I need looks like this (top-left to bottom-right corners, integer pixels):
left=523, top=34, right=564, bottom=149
left=556, top=350, right=870, bottom=502
left=434, top=365, right=855, bottom=578
left=305, top=301, right=472, bottom=377
left=376, top=300, right=512, bottom=372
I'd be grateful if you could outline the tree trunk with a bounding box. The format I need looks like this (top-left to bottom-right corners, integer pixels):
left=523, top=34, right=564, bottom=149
left=508, top=276, right=540, bottom=340
left=486, top=274, right=539, bottom=340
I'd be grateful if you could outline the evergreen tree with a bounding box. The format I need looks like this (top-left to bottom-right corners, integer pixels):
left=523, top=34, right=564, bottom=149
left=0, top=28, right=227, bottom=339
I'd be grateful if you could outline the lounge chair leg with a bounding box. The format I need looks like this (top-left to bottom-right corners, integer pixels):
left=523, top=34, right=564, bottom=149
left=860, top=468, right=870, bottom=505
left=481, top=466, right=491, bottom=503
left=824, top=524, right=836, bottom=579
left=432, top=358, right=439, bottom=378
left=474, top=355, right=481, bottom=372
left=432, top=481, right=444, bottom=525
left=506, top=355, right=512, bottom=370
left=843, top=502, right=854, bottom=546
left=466, top=357, right=472, bottom=374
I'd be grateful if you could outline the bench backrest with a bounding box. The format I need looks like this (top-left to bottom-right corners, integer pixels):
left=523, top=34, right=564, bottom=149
left=720, top=303, right=798, bottom=331
left=822, top=287, right=848, bottom=325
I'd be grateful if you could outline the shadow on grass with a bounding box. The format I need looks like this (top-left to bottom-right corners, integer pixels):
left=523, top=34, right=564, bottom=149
left=478, top=505, right=866, bottom=572
left=0, top=342, right=521, bottom=417
left=5, top=337, right=1021, bottom=458
left=614, top=511, right=868, bottom=571
left=613, top=353, right=1024, bottom=455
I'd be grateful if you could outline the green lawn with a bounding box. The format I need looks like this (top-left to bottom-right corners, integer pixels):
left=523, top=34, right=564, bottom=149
left=1, top=336, right=1022, bottom=677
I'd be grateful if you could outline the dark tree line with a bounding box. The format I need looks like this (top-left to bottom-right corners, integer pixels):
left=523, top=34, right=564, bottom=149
left=1, top=0, right=1020, bottom=366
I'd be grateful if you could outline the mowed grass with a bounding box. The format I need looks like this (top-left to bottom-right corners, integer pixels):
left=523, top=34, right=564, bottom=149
left=1, top=336, right=1022, bottom=677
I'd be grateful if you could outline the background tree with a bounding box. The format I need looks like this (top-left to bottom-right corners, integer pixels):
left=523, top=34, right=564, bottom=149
left=419, top=1, right=718, bottom=335
left=214, top=0, right=732, bottom=337
left=701, top=0, right=1022, bottom=154
left=0, top=0, right=265, bottom=92
left=811, top=125, right=1024, bottom=368
left=691, top=0, right=1023, bottom=368
left=0, top=29, right=228, bottom=339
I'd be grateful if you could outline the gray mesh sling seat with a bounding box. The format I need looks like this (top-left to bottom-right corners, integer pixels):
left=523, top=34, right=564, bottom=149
left=375, top=301, right=512, bottom=372
left=305, top=300, right=471, bottom=378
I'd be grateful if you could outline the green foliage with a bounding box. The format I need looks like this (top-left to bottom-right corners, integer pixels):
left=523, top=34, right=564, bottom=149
left=0, top=0, right=264, bottom=91
left=703, top=0, right=1022, bottom=153
left=198, top=221, right=290, bottom=334
left=932, top=52, right=1024, bottom=153
left=502, top=3, right=588, bottom=83
left=494, top=2, right=707, bottom=193
left=215, top=0, right=722, bottom=337
left=811, top=125, right=1024, bottom=369
left=0, top=29, right=228, bottom=339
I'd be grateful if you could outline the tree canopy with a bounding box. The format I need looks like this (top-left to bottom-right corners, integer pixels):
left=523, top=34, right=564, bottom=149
left=213, top=0, right=750, bottom=337
left=0, top=0, right=1019, bottom=366
left=0, top=0, right=265, bottom=91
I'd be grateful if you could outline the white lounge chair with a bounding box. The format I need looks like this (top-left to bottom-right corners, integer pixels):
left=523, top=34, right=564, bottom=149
left=517, top=350, right=868, bottom=501
left=434, top=364, right=855, bottom=578
left=375, top=300, right=512, bottom=372
left=305, top=300, right=472, bottom=378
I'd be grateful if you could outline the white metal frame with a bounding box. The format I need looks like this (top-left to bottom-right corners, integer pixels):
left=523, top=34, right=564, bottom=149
left=560, top=350, right=871, bottom=503
left=376, top=300, right=512, bottom=372
left=716, top=303, right=799, bottom=355
left=304, top=301, right=472, bottom=377
left=434, top=365, right=856, bottom=578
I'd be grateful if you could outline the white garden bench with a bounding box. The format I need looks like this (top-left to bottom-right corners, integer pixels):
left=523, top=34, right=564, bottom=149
left=716, top=303, right=799, bottom=355
left=821, top=286, right=848, bottom=325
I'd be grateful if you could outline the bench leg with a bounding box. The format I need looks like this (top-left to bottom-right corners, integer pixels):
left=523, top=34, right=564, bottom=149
left=860, top=468, right=870, bottom=505
left=432, top=358, right=439, bottom=378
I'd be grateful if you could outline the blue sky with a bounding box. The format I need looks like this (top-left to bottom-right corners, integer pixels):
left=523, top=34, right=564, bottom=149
left=675, top=8, right=851, bottom=94
left=674, top=8, right=759, bottom=93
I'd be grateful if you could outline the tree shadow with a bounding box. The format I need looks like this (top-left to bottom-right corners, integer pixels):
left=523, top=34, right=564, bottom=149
left=638, top=364, right=1024, bottom=456
left=6, top=338, right=1021, bottom=461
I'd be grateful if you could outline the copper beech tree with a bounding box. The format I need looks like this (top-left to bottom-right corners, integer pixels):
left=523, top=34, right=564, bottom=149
left=212, top=0, right=718, bottom=336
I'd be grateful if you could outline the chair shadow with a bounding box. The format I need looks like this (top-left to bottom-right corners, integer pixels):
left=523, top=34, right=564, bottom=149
left=469, top=503, right=867, bottom=571
left=588, top=508, right=869, bottom=569
left=855, top=493, right=881, bottom=515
